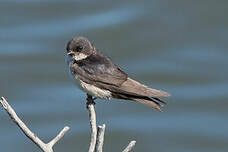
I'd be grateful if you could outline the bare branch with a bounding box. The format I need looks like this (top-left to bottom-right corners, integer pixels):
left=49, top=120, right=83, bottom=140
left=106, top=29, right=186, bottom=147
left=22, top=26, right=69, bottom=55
left=0, top=97, right=69, bottom=152
left=122, top=141, right=136, bottom=152
left=1, top=95, right=137, bottom=152
left=87, top=95, right=97, bottom=152
left=47, top=126, right=70, bottom=148
left=0, top=97, right=46, bottom=151
left=95, top=124, right=106, bottom=152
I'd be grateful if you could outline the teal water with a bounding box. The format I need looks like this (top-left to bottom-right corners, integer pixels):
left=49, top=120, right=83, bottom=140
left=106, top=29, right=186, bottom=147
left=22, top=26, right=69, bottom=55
left=0, top=1, right=228, bottom=152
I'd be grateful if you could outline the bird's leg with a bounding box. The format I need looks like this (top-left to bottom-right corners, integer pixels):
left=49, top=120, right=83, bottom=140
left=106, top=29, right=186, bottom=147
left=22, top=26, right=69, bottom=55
left=86, top=94, right=96, bottom=109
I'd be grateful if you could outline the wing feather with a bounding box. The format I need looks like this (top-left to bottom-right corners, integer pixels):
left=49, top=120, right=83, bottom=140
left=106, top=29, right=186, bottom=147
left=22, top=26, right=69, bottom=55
left=73, top=52, right=127, bottom=86
left=117, top=78, right=170, bottom=98
left=70, top=52, right=170, bottom=98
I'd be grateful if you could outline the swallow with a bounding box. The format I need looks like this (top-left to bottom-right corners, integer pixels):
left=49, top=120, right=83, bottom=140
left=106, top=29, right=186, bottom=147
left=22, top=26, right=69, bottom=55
left=66, top=36, right=170, bottom=112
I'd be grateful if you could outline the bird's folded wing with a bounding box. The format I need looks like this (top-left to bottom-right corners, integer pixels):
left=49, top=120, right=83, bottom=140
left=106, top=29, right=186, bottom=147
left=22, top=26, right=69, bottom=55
left=114, top=78, right=170, bottom=98
left=70, top=60, right=128, bottom=87
left=71, top=53, right=128, bottom=86
left=70, top=54, right=170, bottom=98
left=73, top=64, right=170, bottom=98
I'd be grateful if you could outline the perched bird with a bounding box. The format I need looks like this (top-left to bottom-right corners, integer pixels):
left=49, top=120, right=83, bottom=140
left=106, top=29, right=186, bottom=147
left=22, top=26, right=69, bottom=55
left=66, top=36, right=170, bottom=112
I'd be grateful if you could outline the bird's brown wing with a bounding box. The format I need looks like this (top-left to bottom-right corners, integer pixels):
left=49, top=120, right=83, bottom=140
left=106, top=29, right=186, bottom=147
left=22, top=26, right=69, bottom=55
left=70, top=53, right=170, bottom=111
left=106, top=78, right=170, bottom=112
left=72, top=52, right=128, bottom=86
left=114, top=78, right=170, bottom=98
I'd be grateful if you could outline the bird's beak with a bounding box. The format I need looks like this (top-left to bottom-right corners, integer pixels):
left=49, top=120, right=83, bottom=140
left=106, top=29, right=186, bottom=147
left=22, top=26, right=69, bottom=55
left=67, top=51, right=74, bottom=56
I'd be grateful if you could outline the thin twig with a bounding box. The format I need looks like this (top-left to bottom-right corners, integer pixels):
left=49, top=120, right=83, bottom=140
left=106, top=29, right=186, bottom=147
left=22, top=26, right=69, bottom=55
left=0, top=97, right=69, bottom=152
left=95, top=124, right=106, bottom=152
left=87, top=95, right=97, bottom=152
left=47, top=126, right=70, bottom=148
left=122, top=141, right=136, bottom=152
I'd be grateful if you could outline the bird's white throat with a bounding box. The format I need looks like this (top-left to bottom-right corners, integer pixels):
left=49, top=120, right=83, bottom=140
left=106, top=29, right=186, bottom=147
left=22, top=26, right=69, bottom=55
left=71, top=52, right=88, bottom=61
left=73, top=53, right=88, bottom=61
left=67, top=51, right=88, bottom=62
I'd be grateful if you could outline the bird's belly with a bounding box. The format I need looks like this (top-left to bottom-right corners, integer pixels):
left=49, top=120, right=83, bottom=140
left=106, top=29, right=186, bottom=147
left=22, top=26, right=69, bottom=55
left=79, top=80, right=112, bottom=99
left=69, top=69, right=112, bottom=99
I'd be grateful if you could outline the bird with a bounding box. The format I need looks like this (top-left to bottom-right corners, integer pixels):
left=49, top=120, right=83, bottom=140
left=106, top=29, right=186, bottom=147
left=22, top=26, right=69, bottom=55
left=66, top=36, right=170, bottom=112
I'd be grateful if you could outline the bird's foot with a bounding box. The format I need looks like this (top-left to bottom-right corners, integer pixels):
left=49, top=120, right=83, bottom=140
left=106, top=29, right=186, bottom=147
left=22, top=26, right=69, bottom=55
left=86, top=94, right=96, bottom=109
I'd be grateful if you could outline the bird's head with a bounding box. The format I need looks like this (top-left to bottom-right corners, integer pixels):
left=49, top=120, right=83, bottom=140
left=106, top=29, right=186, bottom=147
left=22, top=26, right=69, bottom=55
left=66, top=36, right=94, bottom=61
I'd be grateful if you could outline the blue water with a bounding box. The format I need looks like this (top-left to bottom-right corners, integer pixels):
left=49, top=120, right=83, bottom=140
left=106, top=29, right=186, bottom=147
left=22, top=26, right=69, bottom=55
left=0, top=1, right=228, bottom=152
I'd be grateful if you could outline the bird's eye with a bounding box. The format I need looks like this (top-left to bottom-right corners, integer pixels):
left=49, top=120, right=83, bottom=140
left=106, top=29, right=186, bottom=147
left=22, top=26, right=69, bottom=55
left=76, top=46, right=83, bottom=52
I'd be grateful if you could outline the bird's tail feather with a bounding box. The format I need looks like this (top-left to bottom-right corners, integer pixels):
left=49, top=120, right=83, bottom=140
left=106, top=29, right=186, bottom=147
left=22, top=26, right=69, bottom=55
left=112, top=92, right=167, bottom=112
left=133, top=97, right=166, bottom=112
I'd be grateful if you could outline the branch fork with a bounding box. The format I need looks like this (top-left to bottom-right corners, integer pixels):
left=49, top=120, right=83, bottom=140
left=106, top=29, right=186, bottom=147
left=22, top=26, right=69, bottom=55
left=1, top=96, right=136, bottom=152
left=0, top=97, right=69, bottom=152
left=86, top=95, right=136, bottom=152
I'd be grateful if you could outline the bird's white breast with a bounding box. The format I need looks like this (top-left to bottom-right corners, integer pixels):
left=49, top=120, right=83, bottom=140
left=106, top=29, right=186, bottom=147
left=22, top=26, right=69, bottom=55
left=66, top=55, right=112, bottom=99
left=79, top=80, right=112, bottom=99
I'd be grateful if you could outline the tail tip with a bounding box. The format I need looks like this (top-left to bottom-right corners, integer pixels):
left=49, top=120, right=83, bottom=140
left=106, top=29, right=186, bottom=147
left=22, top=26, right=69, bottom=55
left=155, top=106, right=163, bottom=112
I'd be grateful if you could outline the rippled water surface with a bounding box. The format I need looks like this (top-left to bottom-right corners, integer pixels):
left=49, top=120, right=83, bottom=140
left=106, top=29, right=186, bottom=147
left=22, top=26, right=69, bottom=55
left=0, top=1, right=228, bottom=152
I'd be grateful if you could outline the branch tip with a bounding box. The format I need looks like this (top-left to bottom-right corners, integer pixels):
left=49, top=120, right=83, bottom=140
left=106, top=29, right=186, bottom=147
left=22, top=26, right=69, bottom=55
left=122, top=140, right=136, bottom=152
left=0, top=96, right=8, bottom=109
left=98, top=124, right=105, bottom=129
left=48, top=126, right=70, bottom=147
left=95, top=124, right=106, bottom=152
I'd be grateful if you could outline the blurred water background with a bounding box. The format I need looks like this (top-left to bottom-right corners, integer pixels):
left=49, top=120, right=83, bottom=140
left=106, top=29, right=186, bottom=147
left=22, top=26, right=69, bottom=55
left=0, top=0, right=228, bottom=152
